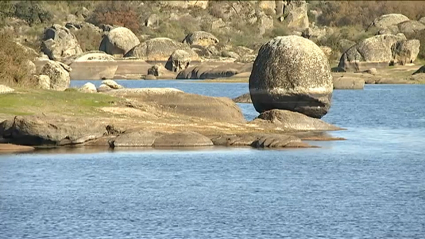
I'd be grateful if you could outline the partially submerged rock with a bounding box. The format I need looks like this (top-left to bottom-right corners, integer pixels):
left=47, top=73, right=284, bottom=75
left=249, top=36, right=333, bottom=119
left=176, top=63, right=250, bottom=79
left=153, top=131, right=213, bottom=147
left=97, top=80, right=124, bottom=92
left=110, top=130, right=164, bottom=147
left=252, top=109, right=342, bottom=131
left=232, top=93, right=252, bottom=103
left=332, top=76, right=365, bottom=90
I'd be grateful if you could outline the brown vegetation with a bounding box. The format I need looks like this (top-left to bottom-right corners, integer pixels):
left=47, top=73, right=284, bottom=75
left=0, top=33, right=36, bottom=87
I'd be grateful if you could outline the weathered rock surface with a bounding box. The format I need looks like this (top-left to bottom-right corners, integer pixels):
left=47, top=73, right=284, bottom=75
left=413, top=65, right=425, bottom=75
left=232, top=93, right=252, bottom=103
left=165, top=50, right=192, bottom=72
left=153, top=131, right=213, bottom=147
left=68, top=52, right=118, bottom=80
left=99, top=27, right=140, bottom=55
left=97, top=80, right=124, bottom=92
left=41, top=24, right=82, bottom=60
left=252, top=109, right=341, bottom=131
left=252, top=134, right=309, bottom=148
left=40, top=60, right=71, bottom=91
left=249, top=36, right=333, bottom=119
left=369, top=14, right=410, bottom=30
left=282, top=0, right=309, bottom=30
left=177, top=63, right=251, bottom=79
left=111, top=130, right=164, bottom=147
left=0, top=85, right=15, bottom=94
left=338, top=34, right=420, bottom=72
left=33, top=75, right=51, bottom=90
left=0, top=116, right=106, bottom=146
left=125, top=37, right=199, bottom=61
left=0, top=143, right=35, bottom=153
left=397, top=20, right=425, bottom=35
left=79, top=82, right=97, bottom=93
left=183, top=31, right=219, bottom=46
left=147, top=64, right=177, bottom=79
left=105, top=88, right=245, bottom=124
left=332, top=76, right=365, bottom=90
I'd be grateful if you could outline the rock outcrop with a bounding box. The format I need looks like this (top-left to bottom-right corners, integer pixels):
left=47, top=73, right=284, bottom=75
left=99, top=27, right=140, bottom=55
left=110, top=130, right=164, bottom=147
left=282, top=0, right=309, bottom=30
left=39, top=60, right=71, bottom=91
left=0, top=85, right=14, bottom=94
left=153, top=131, right=213, bottom=147
left=125, top=37, right=199, bottom=62
left=176, top=63, right=251, bottom=79
left=68, top=52, right=118, bottom=80
left=182, top=31, right=219, bottom=46
left=249, top=36, right=333, bottom=119
left=41, top=24, right=82, bottom=60
left=252, top=109, right=341, bottom=131
left=338, top=34, right=420, bottom=71
left=165, top=50, right=192, bottom=72
left=369, top=14, right=410, bottom=30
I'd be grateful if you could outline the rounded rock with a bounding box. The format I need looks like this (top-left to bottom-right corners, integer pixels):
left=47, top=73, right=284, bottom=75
left=249, top=36, right=333, bottom=119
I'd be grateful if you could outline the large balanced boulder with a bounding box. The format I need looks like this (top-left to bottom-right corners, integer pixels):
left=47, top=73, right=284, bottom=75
left=125, top=37, right=199, bottom=62
left=182, top=31, right=219, bottom=47
left=249, top=36, right=333, bottom=119
left=40, top=60, right=71, bottom=91
left=41, top=24, right=83, bottom=60
left=338, top=34, right=420, bottom=71
left=99, top=27, right=140, bottom=55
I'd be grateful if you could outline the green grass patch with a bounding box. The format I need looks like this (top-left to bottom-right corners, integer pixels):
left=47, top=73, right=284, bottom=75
left=0, top=88, right=121, bottom=117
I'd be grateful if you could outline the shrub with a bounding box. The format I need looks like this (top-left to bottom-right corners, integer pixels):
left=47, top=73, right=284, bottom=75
left=72, top=27, right=102, bottom=52
left=88, top=1, right=140, bottom=34
left=0, top=33, right=37, bottom=87
left=13, top=1, right=53, bottom=26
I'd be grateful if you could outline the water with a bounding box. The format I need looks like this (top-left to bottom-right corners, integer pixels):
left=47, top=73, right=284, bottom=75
left=1, top=81, right=425, bottom=238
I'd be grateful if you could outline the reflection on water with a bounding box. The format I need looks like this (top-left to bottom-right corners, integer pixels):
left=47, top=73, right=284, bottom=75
left=1, top=83, right=425, bottom=238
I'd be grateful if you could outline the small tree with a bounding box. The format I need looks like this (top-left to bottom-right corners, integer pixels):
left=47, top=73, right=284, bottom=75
left=88, top=1, right=140, bottom=34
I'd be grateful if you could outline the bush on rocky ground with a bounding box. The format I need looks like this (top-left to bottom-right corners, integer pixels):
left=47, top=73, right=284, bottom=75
left=0, top=33, right=37, bottom=87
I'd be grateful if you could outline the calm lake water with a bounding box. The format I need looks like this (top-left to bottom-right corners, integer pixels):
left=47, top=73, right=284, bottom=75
left=1, top=81, right=424, bottom=238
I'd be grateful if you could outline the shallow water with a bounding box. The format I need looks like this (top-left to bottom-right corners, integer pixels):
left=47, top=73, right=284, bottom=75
left=1, top=82, right=424, bottom=238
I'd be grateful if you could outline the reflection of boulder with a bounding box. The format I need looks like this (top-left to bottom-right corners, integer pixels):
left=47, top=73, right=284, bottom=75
left=99, top=27, right=140, bottom=55
left=249, top=36, right=333, bottom=119
left=41, top=24, right=82, bottom=60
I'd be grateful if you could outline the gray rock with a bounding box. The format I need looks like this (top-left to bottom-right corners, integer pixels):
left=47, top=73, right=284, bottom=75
left=99, top=27, right=140, bottom=55
left=252, top=134, right=308, bottom=148
left=332, top=77, right=365, bottom=90
left=125, top=37, right=199, bottom=61
left=40, top=60, right=71, bottom=91
left=221, top=51, right=240, bottom=59
left=392, top=39, right=420, bottom=65
left=111, top=130, right=163, bottom=147
left=283, top=0, right=309, bottom=30
left=249, top=36, right=333, bottom=119
left=165, top=50, right=191, bottom=72
left=253, top=109, right=341, bottom=131
left=97, top=84, right=112, bottom=92
left=153, top=131, right=213, bottom=147
left=338, top=34, right=410, bottom=72
left=183, top=31, right=219, bottom=46
left=413, top=65, right=425, bottom=75
left=147, top=64, right=176, bottom=79
left=67, top=52, right=118, bottom=80
left=369, top=14, right=410, bottom=30
left=34, top=75, right=51, bottom=89
left=101, top=80, right=123, bottom=89
left=176, top=63, right=250, bottom=79
left=0, top=85, right=14, bottom=94
left=79, top=82, right=97, bottom=93
left=232, top=93, right=252, bottom=103
left=397, top=20, right=425, bottom=35
left=41, top=24, right=82, bottom=60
